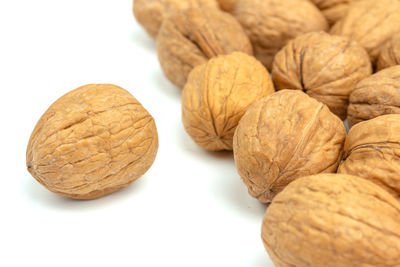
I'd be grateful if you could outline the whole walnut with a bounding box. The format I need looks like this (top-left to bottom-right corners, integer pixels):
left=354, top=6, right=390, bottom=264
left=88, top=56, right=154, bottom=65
left=377, top=33, right=400, bottom=71
left=26, top=84, right=158, bottom=199
left=233, top=0, right=328, bottom=70
left=310, top=0, right=358, bottom=25
left=157, top=8, right=253, bottom=88
left=338, top=115, right=400, bottom=200
left=347, top=66, right=400, bottom=127
left=330, top=0, right=400, bottom=63
left=182, top=52, right=274, bottom=151
left=217, top=0, right=237, bottom=12
left=262, top=173, right=400, bottom=267
left=272, top=31, right=372, bottom=120
left=233, top=90, right=346, bottom=203
left=133, top=0, right=218, bottom=38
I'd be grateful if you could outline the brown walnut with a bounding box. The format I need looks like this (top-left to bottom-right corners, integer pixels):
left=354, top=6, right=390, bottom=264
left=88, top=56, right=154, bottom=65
left=262, top=173, right=400, bottom=267
left=310, top=0, right=358, bottom=25
left=182, top=52, right=274, bottom=151
left=217, top=0, right=237, bottom=12
left=26, top=84, right=159, bottom=199
left=377, top=33, right=400, bottom=71
left=157, top=8, right=253, bottom=88
left=233, top=90, right=346, bottom=203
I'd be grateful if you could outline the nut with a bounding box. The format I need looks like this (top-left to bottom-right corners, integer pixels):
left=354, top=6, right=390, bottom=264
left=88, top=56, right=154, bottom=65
left=182, top=52, right=274, bottom=151
left=133, top=0, right=219, bottom=38
left=262, top=173, right=400, bottom=267
left=157, top=8, right=253, bottom=88
left=338, top=115, right=400, bottom=200
left=377, top=33, right=400, bottom=71
left=233, top=90, right=346, bottom=203
left=217, top=0, right=237, bottom=12
left=233, top=0, right=328, bottom=70
left=26, top=84, right=158, bottom=199
left=310, top=0, right=358, bottom=25
left=272, top=31, right=372, bottom=120
left=347, top=66, right=400, bottom=127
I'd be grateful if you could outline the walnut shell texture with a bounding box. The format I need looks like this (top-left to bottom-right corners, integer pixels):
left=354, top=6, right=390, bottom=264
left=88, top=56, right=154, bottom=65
left=272, top=31, right=372, bottom=120
left=262, top=173, right=400, bottom=267
left=310, top=0, right=358, bottom=25
left=377, top=33, right=400, bottom=71
left=26, top=84, right=159, bottom=199
left=233, top=90, right=346, bottom=203
left=233, top=0, right=328, bottom=70
left=347, top=66, right=400, bottom=127
left=217, top=0, right=237, bottom=12
left=182, top=52, right=275, bottom=151
left=338, top=115, right=400, bottom=200
left=133, top=0, right=219, bottom=38
left=157, top=8, right=253, bottom=88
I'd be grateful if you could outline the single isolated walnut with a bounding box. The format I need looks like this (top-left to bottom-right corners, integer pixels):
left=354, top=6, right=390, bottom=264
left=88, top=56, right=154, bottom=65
left=182, top=52, right=274, bottom=151
left=310, top=0, right=358, bottom=25
left=347, top=66, right=400, bottom=127
left=26, top=84, right=158, bottom=199
left=272, top=31, right=372, bottom=120
left=233, top=90, right=346, bottom=203
left=133, top=0, right=219, bottom=38
left=338, top=115, right=400, bottom=200
left=262, top=174, right=400, bottom=267
left=377, top=33, right=400, bottom=71
left=233, top=0, right=328, bottom=70
left=217, top=0, right=237, bottom=12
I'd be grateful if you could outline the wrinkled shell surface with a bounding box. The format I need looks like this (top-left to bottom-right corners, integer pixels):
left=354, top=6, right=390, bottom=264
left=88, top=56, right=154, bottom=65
left=217, top=0, right=237, bottom=11
left=133, top=0, right=218, bottom=38
left=311, top=0, right=358, bottom=25
left=26, top=84, right=158, bottom=199
left=262, top=174, right=400, bottom=267
left=330, top=0, right=400, bottom=63
left=348, top=66, right=400, bottom=127
left=233, top=0, right=328, bottom=70
left=233, top=90, right=346, bottom=203
left=377, top=33, right=400, bottom=71
left=338, top=115, right=400, bottom=200
left=157, top=8, right=253, bottom=88
left=182, top=52, right=274, bottom=151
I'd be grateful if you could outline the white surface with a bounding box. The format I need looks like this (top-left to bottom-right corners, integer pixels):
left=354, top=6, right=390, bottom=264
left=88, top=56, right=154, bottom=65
left=0, top=1, right=273, bottom=266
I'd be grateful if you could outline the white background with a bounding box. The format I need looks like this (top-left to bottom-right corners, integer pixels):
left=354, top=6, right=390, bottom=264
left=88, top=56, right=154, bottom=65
left=0, top=1, right=273, bottom=266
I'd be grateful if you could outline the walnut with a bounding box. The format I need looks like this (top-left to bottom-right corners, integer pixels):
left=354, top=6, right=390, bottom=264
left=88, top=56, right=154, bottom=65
left=347, top=66, right=400, bottom=127
left=217, top=0, right=237, bottom=12
left=157, top=8, right=253, bottom=88
left=330, top=0, right=400, bottom=63
left=133, top=0, right=219, bottom=38
left=338, top=115, right=400, bottom=200
left=262, top=173, right=400, bottom=267
left=26, top=84, right=158, bottom=199
left=272, top=31, right=372, bottom=120
left=232, top=0, right=328, bottom=70
left=377, top=33, right=400, bottom=71
left=233, top=90, right=346, bottom=203
left=182, top=52, right=275, bottom=151
left=310, top=0, right=358, bottom=25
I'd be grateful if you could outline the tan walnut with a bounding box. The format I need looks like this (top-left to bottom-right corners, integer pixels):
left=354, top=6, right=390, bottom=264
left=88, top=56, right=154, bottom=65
left=338, top=115, right=400, bottom=200
left=377, top=33, right=400, bottom=71
left=217, top=0, right=237, bottom=12
left=182, top=52, right=274, bottom=151
left=347, top=66, right=400, bottom=127
left=262, top=173, right=400, bottom=267
left=26, top=84, right=159, bottom=200
left=133, top=0, right=218, bottom=38
left=272, top=31, right=372, bottom=120
left=157, top=8, right=253, bottom=88
left=310, top=0, right=359, bottom=25
left=233, top=90, right=346, bottom=203
left=232, top=0, right=328, bottom=70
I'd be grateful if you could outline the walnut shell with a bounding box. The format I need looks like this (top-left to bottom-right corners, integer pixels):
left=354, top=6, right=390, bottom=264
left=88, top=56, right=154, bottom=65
left=310, top=0, right=358, bottom=25
left=347, top=66, right=400, bottom=127
left=233, top=90, right=346, bottom=203
left=182, top=52, right=275, bottom=151
left=217, top=0, right=237, bottom=12
left=262, top=173, right=400, bottom=267
left=338, top=115, right=400, bottom=200
left=233, top=0, right=328, bottom=70
left=330, top=0, right=400, bottom=63
left=26, top=84, right=158, bottom=199
left=157, top=8, right=253, bottom=88
left=133, top=0, right=219, bottom=38
left=377, top=33, right=400, bottom=71
left=272, top=31, right=372, bottom=120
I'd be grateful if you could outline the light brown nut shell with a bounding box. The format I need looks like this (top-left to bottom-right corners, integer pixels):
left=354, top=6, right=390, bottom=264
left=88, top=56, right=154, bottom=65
left=347, top=66, right=400, bottom=127
left=262, top=173, right=400, bottom=267
left=338, top=114, right=400, bottom=200
left=233, top=90, right=346, bottom=203
left=330, top=0, right=400, bottom=63
left=26, top=84, right=159, bottom=200
left=217, top=0, right=237, bottom=12
left=157, top=8, right=253, bottom=88
left=133, top=0, right=219, bottom=38
left=272, top=31, right=372, bottom=120
left=377, top=33, right=400, bottom=71
left=233, top=0, right=328, bottom=70
left=310, top=0, right=358, bottom=25
left=182, top=52, right=275, bottom=151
